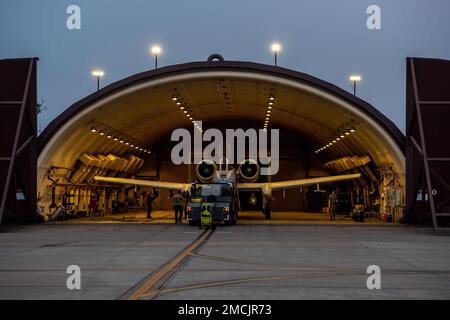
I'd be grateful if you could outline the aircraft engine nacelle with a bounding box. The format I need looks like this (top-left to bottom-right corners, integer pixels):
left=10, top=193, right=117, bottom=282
left=238, top=159, right=260, bottom=183
left=196, top=160, right=217, bottom=183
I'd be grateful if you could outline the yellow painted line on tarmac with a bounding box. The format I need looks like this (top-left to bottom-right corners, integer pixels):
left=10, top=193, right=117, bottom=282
left=141, top=272, right=346, bottom=298
left=123, top=228, right=213, bottom=300
left=188, top=252, right=311, bottom=269
left=142, top=268, right=447, bottom=298
left=142, top=275, right=297, bottom=297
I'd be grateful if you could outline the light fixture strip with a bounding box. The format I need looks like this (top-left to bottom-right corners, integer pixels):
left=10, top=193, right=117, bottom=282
left=89, top=125, right=150, bottom=154
left=264, top=95, right=275, bottom=130
left=315, top=127, right=356, bottom=154
left=172, top=93, right=203, bottom=132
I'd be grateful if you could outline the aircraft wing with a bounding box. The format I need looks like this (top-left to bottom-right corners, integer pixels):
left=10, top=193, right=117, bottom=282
left=237, top=173, right=361, bottom=193
left=94, top=176, right=190, bottom=191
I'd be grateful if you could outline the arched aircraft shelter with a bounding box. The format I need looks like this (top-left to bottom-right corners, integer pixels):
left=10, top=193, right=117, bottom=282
left=37, top=57, right=405, bottom=221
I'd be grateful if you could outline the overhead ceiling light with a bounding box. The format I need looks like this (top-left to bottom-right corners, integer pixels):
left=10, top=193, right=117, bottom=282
left=135, top=146, right=139, bottom=149
left=120, top=140, right=124, bottom=143
left=183, top=110, right=187, bottom=114
left=171, top=96, right=178, bottom=101
left=176, top=101, right=181, bottom=105
left=268, top=106, right=273, bottom=109
left=332, top=140, right=336, bottom=143
left=130, top=144, right=135, bottom=147
left=345, top=132, right=350, bottom=135
left=99, top=131, right=105, bottom=136
left=139, top=148, right=143, bottom=151
left=269, top=96, right=275, bottom=101
left=267, top=110, right=271, bottom=113
left=113, top=137, right=118, bottom=141
left=125, top=142, right=130, bottom=145
left=180, top=106, right=184, bottom=110
left=336, top=137, right=341, bottom=141
left=268, top=101, right=274, bottom=106
left=350, top=128, right=356, bottom=132
left=107, top=134, right=112, bottom=138
left=90, top=127, right=97, bottom=133
left=340, top=134, right=345, bottom=138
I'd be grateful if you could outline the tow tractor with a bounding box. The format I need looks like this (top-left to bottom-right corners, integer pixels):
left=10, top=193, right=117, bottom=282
left=186, top=182, right=239, bottom=226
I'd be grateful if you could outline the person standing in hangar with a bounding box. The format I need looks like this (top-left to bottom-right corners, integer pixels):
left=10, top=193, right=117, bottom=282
left=328, top=190, right=337, bottom=221
left=145, top=189, right=158, bottom=219
left=170, top=190, right=186, bottom=223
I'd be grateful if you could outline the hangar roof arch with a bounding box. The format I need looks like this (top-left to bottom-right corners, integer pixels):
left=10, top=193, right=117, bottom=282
left=37, top=59, right=405, bottom=191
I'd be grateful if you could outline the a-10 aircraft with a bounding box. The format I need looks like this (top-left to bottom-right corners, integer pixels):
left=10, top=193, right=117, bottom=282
left=94, top=158, right=360, bottom=223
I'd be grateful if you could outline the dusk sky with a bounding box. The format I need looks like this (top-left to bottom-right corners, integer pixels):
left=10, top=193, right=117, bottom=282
left=1, top=0, right=449, bottom=133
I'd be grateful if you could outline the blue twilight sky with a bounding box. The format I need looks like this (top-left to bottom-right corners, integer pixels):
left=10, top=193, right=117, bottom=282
left=1, top=0, right=449, bottom=133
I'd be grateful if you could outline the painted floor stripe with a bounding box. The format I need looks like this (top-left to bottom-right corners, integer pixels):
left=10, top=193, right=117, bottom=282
left=121, top=228, right=213, bottom=300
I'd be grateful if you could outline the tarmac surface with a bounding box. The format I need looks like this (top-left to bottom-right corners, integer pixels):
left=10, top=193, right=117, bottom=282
left=0, top=222, right=449, bottom=299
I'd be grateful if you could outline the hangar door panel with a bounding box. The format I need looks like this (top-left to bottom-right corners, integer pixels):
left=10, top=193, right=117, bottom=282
left=406, top=57, right=450, bottom=229
left=0, top=58, right=38, bottom=224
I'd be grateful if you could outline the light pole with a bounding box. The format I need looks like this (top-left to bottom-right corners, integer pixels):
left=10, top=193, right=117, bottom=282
left=151, top=45, right=162, bottom=69
left=349, top=75, right=362, bottom=96
left=271, top=43, right=281, bottom=67
left=92, top=70, right=104, bottom=91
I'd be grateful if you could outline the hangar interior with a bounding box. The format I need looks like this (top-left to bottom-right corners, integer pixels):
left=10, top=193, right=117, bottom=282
left=36, top=59, right=406, bottom=223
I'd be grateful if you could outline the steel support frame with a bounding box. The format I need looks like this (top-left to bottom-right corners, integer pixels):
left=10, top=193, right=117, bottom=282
left=0, top=58, right=37, bottom=224
left=406, top=58, right=450, bottom=230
